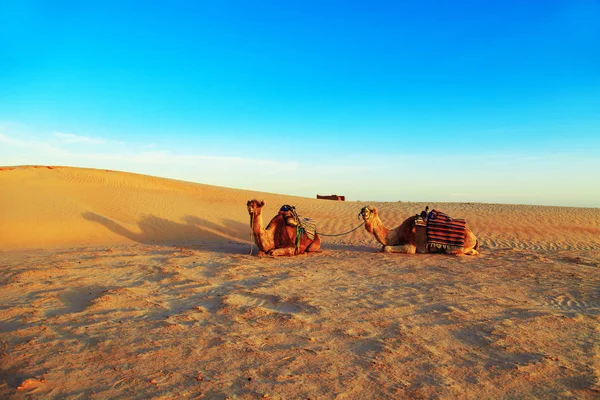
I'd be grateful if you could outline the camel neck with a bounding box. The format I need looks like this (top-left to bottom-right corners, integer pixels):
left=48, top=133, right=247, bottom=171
left=370, top=217, right=392, bottom=245
left=250, top=212, right=267, bottom=249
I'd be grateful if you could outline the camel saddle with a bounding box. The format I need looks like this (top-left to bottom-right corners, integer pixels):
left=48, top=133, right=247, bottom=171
left=415, top=207, right=466, bottom=253
left=279, top=205, right=316, bottom=240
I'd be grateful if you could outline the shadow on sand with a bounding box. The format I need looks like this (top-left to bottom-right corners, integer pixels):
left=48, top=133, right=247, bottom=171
left=82, top=211, right=377, bottom=256
left=322, top=243, right=376, bottom=253
left=82, top=211, right=248, bottom=249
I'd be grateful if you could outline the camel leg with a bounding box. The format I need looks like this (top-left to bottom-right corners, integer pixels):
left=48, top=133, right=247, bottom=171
left=269, top=247, right=297, bottom=257
left=306, top=236, right=321, bottom=253
left=447, top=247, right=479, bottom=256
left=463, top=239, right=480, bottom=256
left=462, top=248, right=480, bottom=256
left=382, top=244, right=416, bottom=254
left=446, top=247, right=464, bottom=256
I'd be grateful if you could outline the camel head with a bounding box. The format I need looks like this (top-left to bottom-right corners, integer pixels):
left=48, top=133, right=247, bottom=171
left=359, top=205, right=378, bottom=233
left=358, top=205, right=377, bottom=221
left=247, top=199, right=265, bottom=216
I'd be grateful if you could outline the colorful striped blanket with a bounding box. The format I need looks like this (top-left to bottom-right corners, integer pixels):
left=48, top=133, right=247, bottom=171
left=426, top=209, right=466, bottom=250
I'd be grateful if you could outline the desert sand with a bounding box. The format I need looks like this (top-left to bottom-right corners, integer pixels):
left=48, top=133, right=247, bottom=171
left=1, top=165, right=599, bottom=399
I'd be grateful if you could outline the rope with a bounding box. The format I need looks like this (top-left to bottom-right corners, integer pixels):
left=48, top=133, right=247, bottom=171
left=249, top=213, right=255, bottom=255
left=295, top=225, right=302, bottom=255
left=316, top=221, right=365, bottom=237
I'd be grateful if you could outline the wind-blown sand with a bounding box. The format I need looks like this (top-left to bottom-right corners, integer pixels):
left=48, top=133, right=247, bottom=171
left=1, top=165, right=599, bottom=399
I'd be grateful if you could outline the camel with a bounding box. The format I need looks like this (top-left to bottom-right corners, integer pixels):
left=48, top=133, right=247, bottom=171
left=359, top=205, right=480, bottom=255
left=247, top=199, right=321, bottom=257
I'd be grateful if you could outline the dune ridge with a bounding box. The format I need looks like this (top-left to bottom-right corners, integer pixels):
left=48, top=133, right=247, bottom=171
left=1, top=165, right=599, bottom=251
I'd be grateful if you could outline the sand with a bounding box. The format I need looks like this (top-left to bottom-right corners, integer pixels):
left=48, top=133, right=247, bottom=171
left=1, top=165, right=599, bottom=399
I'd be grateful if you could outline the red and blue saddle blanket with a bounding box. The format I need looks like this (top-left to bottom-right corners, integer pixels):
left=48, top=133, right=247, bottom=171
left=426, top=209, right=466, bottom=250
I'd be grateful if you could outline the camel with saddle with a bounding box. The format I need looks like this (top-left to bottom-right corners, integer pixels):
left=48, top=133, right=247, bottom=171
left=247, top=199, right=321, bottom=257
left=359, top=205, right=479, bottom=255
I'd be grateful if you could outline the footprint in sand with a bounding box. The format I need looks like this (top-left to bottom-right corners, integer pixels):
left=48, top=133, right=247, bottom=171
left=44, top=287, right=107, bottom=317
left=545, top=295, right=600, bottom=315
left=223, top=292, right=319, bottom=314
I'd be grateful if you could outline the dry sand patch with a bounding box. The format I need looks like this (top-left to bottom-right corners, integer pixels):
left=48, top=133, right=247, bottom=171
left=1, top=244, right=599, bottom=399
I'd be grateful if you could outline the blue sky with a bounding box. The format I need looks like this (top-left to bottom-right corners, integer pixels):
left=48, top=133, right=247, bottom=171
left=1, top=1, right=599, bottom=207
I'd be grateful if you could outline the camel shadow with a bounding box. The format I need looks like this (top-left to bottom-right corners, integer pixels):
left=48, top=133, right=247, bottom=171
left=182, top=215, right=248, bottom=240
left=82, top=212, right=248, bottom=250
left=322, top=243, right=376, bottom=253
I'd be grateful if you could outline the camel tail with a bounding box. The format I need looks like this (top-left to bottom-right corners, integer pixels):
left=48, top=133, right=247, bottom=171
left=474, top=239, right=480, bottom=251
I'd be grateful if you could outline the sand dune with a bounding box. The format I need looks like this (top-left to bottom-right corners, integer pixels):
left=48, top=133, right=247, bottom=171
left=2, top=165, right=599, bottom=252
left=1, top=166, right=599, bottom=398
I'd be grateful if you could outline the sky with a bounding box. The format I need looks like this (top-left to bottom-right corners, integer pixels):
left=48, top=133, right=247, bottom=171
left=1, top=1, right=599, bottom=207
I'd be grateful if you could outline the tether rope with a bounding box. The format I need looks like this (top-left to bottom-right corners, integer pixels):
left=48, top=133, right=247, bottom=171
left=249, top=213, right=255, bottom=255
left=316, top=221, right=365, bottom=237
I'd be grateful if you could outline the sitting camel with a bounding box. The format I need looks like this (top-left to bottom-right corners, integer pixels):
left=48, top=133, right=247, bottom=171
left=359, top=205, right=479, bottom=255
left=247, top=199, right=321, bottom=257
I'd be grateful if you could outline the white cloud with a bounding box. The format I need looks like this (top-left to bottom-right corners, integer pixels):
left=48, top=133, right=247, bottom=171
left=53, top=132, right=123, bottom=145
left=54, top=132, right=104, bottom=144
left=0, top=130, right=301, bottom=180
left=0, top=132, right=63, bottom=153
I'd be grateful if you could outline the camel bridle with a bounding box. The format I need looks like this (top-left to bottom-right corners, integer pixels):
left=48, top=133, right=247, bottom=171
left=359, top=206, right=374, bottom=222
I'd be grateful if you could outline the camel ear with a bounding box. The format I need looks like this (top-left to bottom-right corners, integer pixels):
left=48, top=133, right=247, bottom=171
left=259, top=200, right=265, bottom=207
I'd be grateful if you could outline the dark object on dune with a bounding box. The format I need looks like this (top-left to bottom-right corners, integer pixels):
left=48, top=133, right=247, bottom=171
left=317, top=194, right=345, bottom=201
